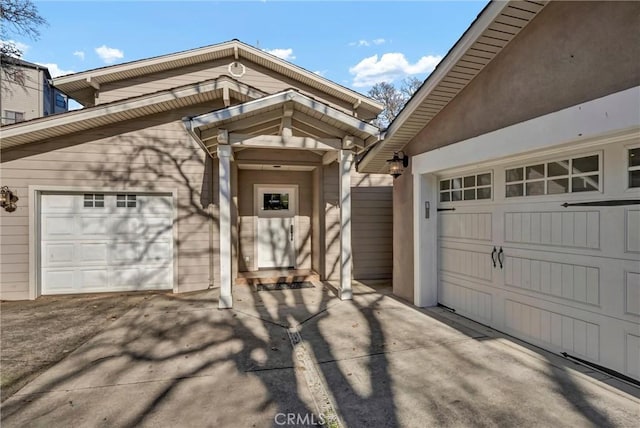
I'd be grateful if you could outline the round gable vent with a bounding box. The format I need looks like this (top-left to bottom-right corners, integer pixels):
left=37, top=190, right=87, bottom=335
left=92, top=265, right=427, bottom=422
left=228, top=61, right=246, bottom=78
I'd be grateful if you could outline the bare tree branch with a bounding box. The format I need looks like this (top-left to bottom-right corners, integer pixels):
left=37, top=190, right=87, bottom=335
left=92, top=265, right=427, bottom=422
left=0, top=0, right=47, bottom=58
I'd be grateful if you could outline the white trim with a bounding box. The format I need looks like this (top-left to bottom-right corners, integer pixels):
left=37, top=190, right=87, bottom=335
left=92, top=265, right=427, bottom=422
left=413, top=173, right=438, bottom=307
left=218, top=145, right=234, bottom=308
left=28, top=185, right=179, bottom=300
left=339, top=150, right=353, bottom=300
left=190, top=90, right=380, bottom=137
left=229, top=134, right=341, bottom=151
left=626, top=142, right=640, bottom=191
left=412, top=87, right=640, bottom=175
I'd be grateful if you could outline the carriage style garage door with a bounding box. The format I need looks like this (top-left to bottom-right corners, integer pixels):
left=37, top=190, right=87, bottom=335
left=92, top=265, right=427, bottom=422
left=437, top=141, right=640, bottom=381
left=40, top=192, right=174, bottom=295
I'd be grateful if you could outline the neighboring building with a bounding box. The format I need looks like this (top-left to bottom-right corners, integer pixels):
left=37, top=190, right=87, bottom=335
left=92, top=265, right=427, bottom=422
left=360, top=1, right=640, bottom=381
left=0, top=40, right=393, bottom=309
left=0, top=56, right=68, bottom=125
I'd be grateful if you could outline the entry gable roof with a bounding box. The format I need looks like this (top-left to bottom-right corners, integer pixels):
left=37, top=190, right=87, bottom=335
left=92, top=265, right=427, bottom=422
left=358, top=0, right=548, bottom=173
left=0, top=76, right=265, bottom=150
left=187, top=89, right=381, bottom=153
left=53, top=40, right=383, bottom=119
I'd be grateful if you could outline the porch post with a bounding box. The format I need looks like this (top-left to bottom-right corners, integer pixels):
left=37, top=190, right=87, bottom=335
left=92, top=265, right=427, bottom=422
left=339, top=149, right=353, bottom=300
left=217, top=144, right=233, bottom=309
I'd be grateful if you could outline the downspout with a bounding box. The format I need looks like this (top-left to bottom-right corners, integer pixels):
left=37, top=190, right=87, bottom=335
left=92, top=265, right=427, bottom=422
left=182, top=117, right=213, bottom=158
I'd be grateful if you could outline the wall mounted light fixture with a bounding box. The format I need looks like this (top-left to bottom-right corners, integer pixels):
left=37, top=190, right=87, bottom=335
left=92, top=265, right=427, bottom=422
left=387, top=151, right=409, bottom=178
left=0, top=186, right=19, bottom=212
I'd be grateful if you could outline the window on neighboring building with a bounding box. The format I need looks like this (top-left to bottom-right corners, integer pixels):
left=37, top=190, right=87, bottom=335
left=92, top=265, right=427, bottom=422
left=440, top=172, right=492, bottom=202
left=55, top=92, right=67, bottom=109
left=505, top=153, right=600, bottom=197
left=629, top=147, right=640, bottom=188
left=117, top=194, right=137, bottom=208
left=84, top=194, right=105, bottom=208
left=2, top=110, right=25, bottom=125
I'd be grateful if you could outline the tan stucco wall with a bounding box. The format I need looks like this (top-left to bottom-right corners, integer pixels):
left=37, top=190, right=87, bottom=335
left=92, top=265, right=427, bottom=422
left=0, top=104, right=220, bottom=300
left=406, top=1, right=640, bottom=157
left=392, top=172, right=414, bottom=303
left=394, top=1, right=640, bottom=305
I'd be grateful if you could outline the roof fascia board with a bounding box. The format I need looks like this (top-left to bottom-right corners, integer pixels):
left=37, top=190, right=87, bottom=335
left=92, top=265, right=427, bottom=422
left=237, top=44, right=383, bottom=113
left=53, top=40, right=382, bottom=114
left=1, top=77, right=240, bottom=140
left=190, top=90, right=380, bottom=136
left=358, top=0, right=511, bottom=171
left=52, top=42, right=234, bottom=85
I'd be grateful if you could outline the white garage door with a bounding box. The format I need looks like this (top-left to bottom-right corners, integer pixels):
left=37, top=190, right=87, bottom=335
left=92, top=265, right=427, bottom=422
left=437, top=141, right=640, bottom=381
left=41, top=192, right=174, bottom=294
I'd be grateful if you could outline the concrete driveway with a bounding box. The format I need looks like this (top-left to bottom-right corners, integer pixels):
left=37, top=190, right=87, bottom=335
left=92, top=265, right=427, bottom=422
left=1, top=281, right=638, bottom=427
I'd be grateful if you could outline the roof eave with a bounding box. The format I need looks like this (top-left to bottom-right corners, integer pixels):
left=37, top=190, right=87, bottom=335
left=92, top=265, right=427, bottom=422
left=52, top=40, right=383, bottom=116
left=358, top=0, right=548, bottom=174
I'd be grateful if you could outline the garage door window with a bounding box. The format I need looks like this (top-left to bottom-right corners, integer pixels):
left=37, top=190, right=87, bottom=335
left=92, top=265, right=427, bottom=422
left=440, top=173, right=492, bottom=202
left=83, top=194, right=104, bottom=208
left=629, top=147, right=640, bottom=188
left=506, top=154, right=600, bottom=197
left=116, top=194, right=137, bottom=208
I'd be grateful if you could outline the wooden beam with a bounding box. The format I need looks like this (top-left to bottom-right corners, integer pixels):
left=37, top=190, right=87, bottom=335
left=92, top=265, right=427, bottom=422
left=200, top=110, right=284, bottom=141
left=237, top=122, right=280, bottom=136
left=229, top=134, right=341, bottom=151
left=280, top=102, right=294, bottom=137
left=342, top=135, right=355, bottom=150
left=322, top=151, right=338, bottom=165
left=223, top=87, right=231, bottom=107
left=291, top=119, right=334, bottom=139
left=86, top=76, right=100, bottom=91
left=291, top=112, right=346, bottom=138
left=217, top=129, right=229, bottom=145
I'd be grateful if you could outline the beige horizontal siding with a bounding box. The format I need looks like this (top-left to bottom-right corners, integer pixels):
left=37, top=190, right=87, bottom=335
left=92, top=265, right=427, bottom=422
left=323, top=164, right=393, bottom=281
left=0, top=104, right=217, bottom=300
left=97, top=58, right=357, bottom=117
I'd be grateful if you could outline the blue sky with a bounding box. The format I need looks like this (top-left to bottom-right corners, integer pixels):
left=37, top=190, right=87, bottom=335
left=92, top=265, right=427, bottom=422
left=12, top=1, right=487, bottom=96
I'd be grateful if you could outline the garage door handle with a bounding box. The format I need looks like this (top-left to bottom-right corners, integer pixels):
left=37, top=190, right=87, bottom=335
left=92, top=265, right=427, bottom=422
left=491, top=247, right=497, bottom=268
left=498, top=247, right=504, bottom=269
left=290, top=224, right=293, bottom=242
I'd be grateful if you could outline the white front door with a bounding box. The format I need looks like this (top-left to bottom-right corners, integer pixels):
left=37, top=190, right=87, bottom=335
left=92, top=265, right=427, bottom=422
left=256, top=186, right=297, bottom=269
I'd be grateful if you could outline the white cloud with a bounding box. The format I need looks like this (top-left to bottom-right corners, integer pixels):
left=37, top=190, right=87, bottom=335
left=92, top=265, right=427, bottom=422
left=1, top=39, right=30, bottom=54
left=349, top=52, right=443, bottom=87
left=35, top=63, right=74, bottom=77
left=73, top=50, right=85, bottom=61
left=313, top=70, right=327, bottom=77
left=349, top=38, right=386, bottom=47
left=263, top=48, right=295, bottom=61
left=95, top=45, right=124, bottom=64
left=349, top=40, right=370, bottom=47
